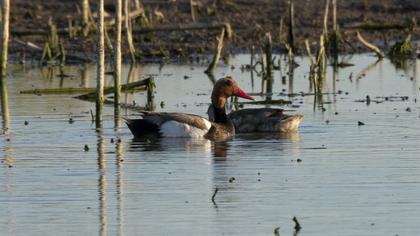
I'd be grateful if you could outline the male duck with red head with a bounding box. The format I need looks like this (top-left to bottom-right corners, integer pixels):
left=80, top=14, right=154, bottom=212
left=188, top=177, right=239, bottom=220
left=125, top=76, right=254, bottom=140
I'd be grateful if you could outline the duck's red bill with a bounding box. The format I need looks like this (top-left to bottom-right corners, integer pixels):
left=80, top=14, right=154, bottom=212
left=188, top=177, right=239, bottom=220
left=235, top=88, right=255, bottom=101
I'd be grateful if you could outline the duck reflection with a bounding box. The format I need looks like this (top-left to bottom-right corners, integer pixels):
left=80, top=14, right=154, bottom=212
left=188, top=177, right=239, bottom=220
left=235, top=131, right=300, bottom=142
left=129, top=137, right=213, bottom=155
left=128, top=131, right=299, bottom=160
left=213, top=141, right=228, bottom=160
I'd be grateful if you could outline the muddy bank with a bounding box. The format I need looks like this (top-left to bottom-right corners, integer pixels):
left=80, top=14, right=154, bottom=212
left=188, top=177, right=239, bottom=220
left=8, top=0, right=420, bottom=63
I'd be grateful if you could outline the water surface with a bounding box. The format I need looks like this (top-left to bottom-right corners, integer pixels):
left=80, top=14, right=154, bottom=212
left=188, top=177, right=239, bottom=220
left=1, top=54, right=420, bottom=235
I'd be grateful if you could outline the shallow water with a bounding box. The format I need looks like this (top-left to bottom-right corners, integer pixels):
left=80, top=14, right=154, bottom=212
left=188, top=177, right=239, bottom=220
left=1, top=54, right=420, bottom=236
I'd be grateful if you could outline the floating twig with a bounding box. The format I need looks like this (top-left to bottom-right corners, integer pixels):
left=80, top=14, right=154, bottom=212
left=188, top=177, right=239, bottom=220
left=293, top=216, right=302, bottom=231
left=211, top=187, right=219, bottom=204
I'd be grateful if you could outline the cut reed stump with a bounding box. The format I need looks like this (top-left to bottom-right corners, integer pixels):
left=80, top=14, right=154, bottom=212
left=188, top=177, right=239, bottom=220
left=356, top=31, right=385, bottom=59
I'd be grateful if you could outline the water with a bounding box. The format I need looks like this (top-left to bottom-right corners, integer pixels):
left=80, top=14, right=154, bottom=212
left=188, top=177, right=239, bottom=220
left=1, top=54, right=420, bottom=236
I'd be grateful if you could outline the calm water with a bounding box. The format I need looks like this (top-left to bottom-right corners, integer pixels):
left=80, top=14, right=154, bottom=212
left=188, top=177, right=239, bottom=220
left=1, top=54, right=420, bottom=236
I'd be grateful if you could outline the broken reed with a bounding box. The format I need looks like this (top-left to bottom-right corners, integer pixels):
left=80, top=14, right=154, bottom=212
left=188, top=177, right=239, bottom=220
left=205, top=27, right=225, bottom=75
left=356, top=31, right=384, bottom=59
left=305, top=36, right=326, bottom=96
left=41, top=19, right=66, bottom=65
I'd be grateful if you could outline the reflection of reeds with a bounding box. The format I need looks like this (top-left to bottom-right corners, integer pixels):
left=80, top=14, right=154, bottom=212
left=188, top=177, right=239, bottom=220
left=97, top=131, right=107, bottom=236
left=2, top=74, right=13, bottom=169
left=116, top=140, right=124, bottom=236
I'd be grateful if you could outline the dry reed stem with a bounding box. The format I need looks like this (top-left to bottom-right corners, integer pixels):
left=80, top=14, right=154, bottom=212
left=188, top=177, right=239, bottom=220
left=205, top=28, right=225, bottom=74
left=114, top=0, right=122, bottom=127
left=356, top=31, right=385, bottom=59
left=96, top=0, right=105, bottom=129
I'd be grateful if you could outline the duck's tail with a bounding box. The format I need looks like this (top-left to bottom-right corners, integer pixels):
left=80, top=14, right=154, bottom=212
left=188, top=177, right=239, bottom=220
left=123, top=117, right=160, bottom=138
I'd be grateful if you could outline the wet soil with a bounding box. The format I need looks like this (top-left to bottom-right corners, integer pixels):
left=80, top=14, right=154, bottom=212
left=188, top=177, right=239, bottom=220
left=9, top=0, right=420, bottom=63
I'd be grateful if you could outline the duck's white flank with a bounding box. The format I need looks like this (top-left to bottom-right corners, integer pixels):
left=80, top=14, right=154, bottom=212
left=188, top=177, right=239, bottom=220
left=160, top=119, right=212, bottom=138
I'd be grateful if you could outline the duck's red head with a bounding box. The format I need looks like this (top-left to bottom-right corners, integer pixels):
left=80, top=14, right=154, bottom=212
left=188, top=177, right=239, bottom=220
left=211, top=76, right=254, bottom=109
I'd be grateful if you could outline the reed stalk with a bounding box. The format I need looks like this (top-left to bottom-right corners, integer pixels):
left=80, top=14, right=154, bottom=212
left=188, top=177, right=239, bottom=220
left=316, top=35, right=326, bottom=95
left=264, top=32, right=273, bottom=95
left=96, top=0, right=105, bottom=129
left=0, top=77, right=9, bottom=131
left=332, top=0, right=337, bottom=31
left=279, top=17, right=284, bottom=42
left=114, top=0, right=122, bottom=127
left=104, top=24, right=113, bottom=51
left=59, top=40, right=66, bottom=65
left=124, top=0, right=136, bottom=63
left=1, top=0, right=10, bottom=78
left=322, top=0, right=330, bottom=43
left=288, top=0, right=295, bottom=52
left=190, top=0, right=197, bottom=22
left=82, top=0, right=90, bottom=37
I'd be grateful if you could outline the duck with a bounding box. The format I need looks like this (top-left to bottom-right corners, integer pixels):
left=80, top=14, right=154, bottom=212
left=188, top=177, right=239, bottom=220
left=125, top=76, right=255, bottom=140
left=227, top=108, right=303, bottom=133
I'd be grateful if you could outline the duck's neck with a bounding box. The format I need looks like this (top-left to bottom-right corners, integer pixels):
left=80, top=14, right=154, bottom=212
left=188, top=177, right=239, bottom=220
left=212, top=105, right=228, bottom=123
left=211, top=97, right=229, bottom=123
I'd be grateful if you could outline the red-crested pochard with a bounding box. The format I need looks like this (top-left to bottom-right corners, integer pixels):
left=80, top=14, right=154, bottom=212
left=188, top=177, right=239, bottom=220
left=125, top=76, right=254, bottom=140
